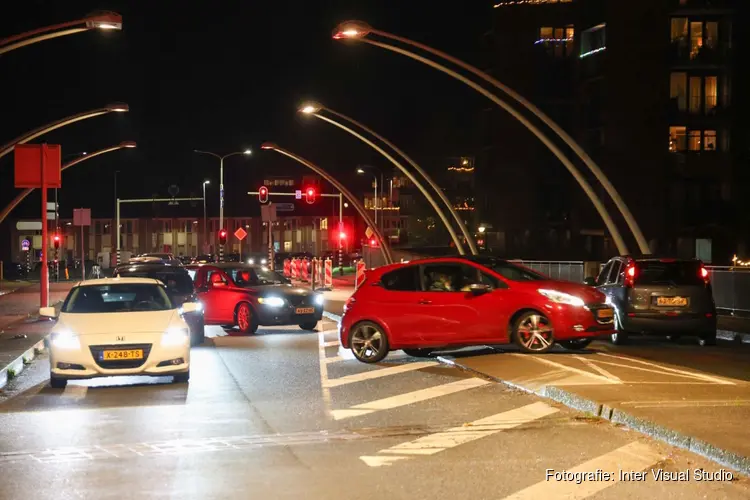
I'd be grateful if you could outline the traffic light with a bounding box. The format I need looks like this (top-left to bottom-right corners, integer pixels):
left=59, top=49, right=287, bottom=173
left=218, top=229, right=228, bottom=245
left=370, top=238, right=378, bottom=247
left=339, top=231, right=347, bottom=240
left=258, top=186, right=269, bottom=204
left=305, top=187, right=316, bottom=204
left=53, top=234, right=61, bottom=249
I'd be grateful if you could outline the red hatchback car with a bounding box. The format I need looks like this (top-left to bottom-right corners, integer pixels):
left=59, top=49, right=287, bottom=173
left=340, top=257, right=615, bottom=363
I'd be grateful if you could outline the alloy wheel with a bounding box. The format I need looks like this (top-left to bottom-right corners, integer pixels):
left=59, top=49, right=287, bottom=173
left=516, top=313, right=554, bottom=352
left=351, top=323, right=387, bottom=363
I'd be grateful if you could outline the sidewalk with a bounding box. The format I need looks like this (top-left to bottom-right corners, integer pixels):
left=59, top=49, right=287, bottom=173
left=0, top=282, right=75, bottom=390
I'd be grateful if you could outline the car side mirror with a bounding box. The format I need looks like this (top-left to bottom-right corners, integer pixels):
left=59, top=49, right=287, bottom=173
left=39, top=306, right=57, bottom=318
left=180, top=302, right=200, bottom=314
left=468, top=283, right=490, bottom=295
left=583, top=277, right=597, bottom=286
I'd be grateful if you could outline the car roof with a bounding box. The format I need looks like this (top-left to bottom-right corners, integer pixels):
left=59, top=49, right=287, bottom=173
left=115, top=263, right=189, bottom=273
left=77, top=277, right=161, bottom=287
left=614, top=255, right=701, bottom=263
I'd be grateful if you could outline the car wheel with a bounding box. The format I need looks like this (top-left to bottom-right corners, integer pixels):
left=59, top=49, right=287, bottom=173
left=349, top=321, right=389, bottom=363
left=191, top=321, right=205, bottom=346
left=50, top=375, right=67, bottom=389
left=513, top=311, right=555, bottom=353
left=698, top=332, right=717, bottom=347
left=559, top=339, right=593, bottom=350
left=236, top=303, right=258, bottom=334
left=298, top=321, right=318, bottom=331
left=173, top=371, right=190, bottom=383
left=402, top=348, right=435, bottom=358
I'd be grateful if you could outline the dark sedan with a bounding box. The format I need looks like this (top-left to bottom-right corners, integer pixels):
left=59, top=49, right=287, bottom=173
left=190, top=263, right=324, bottom=334
left=111, top=262, right=205, bottom=346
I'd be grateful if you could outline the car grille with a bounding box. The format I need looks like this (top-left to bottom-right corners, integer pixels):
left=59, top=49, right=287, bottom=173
left=286, top=295, right=310, bottom=307
left=89, top=343, right=152, bottom=369
left=587, top=304, right=615, bottom=325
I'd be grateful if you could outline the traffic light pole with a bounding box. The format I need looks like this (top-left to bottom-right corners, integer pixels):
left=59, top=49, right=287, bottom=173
left=116, top=197, right=204, bottom=265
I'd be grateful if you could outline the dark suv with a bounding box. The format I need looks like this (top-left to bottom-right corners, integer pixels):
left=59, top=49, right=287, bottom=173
left=112, top=262, right=205, bottom=346
left=586, top=257, right=716, bottom=346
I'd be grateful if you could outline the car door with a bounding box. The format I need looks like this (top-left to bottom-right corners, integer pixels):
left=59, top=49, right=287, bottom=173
left=197, top=267, right=234, bottom=323
left=369, top=265, right=426, bottom=345
left=415, top=262, right=487, bottom=344
left=464, top=263, right=512, bottom=342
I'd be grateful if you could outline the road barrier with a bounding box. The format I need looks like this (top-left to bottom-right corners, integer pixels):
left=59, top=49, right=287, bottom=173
left=291, top=258, right=299, bottom=280
left=355, top=260, right=366, bottom=290
left=283, top=259, right=291, bottom=278
left=325, top=258, right=333, bottom=289
left=510, top=260, right=585, bottom=283
left=706, top=266, right=750, bottom=315
left=301, top=258, right=309, bottom=282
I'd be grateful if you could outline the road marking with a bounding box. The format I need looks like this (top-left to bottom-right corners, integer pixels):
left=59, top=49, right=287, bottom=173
left=620, top=399, right=750, bottom=409
left=61, top=384, right=88, bottom=400
left=322, top=341, right=339, bottom=348
left=323, top=361, right=437, bottom=388
left=501, top=441, right=662, bottom=499
left=317, top=331, right=334, bottom=415
left=332, top=378, right=491, bottom=420
left=359, top=402, right=558, bottom=467
left=596, top=353, right=736, bottom=385
left=572, top=355, right=622, bottom=382
left=324, top=355, right=344, bottom=364
left=514, top=354, right=621, bottom=385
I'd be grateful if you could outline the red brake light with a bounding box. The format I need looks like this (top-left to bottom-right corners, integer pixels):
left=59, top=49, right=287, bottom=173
left=700, top=266, right=709, bottom=280
left=626, top=266, right=635, bottom=278
left=624, top=264, right=636, bottom=287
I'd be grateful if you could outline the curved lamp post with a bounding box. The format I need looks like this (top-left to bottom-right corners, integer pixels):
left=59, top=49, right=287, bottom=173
left=193, top=149, right=252, bottom=236
left=333, top=21, right=644, bottom=256
left=0, top=141, right=136, bottom=225
left=0, top=103, right=129, bottom=161
left=0, top=11, right=122, bottom=55
left=260, top=142, right=394, bottom=265
left=298, top=103, right=472, bottom=256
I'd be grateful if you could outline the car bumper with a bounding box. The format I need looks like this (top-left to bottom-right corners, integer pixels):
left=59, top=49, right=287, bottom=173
left=621, top=314, right=716, bottom=335
left=255, top=305, right=323, bottom=326
left=550, top=304, right=615, bottom=340
left=50, top=342, right=190, bottom=380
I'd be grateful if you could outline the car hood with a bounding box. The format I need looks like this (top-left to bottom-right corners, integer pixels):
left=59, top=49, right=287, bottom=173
left=524, top=280, right=606, bottom=304
left=250, top=284, right=315, bottom=297
left=56, top=310, right=177, bottom=334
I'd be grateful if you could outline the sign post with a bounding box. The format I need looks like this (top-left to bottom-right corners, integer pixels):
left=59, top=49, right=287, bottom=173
left=15, top=143, right=61, bottom=308
left=261, top=203, right=277, bottom=269
left=234, top=227, right=247, bottom=261
left=73, top=209, right=91, bottom=281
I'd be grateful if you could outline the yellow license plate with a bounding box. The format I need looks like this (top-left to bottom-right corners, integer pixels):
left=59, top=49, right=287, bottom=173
left=596, top=308, right=614, bottom=319
left=103, top=349, right=144, bottom=360
left=657, top=296, right=687, bottom=307
left=295, top=307, right=315, bottom=314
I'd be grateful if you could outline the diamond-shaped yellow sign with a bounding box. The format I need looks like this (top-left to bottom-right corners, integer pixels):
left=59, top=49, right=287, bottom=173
left=365, top=227, right=374, bottom=239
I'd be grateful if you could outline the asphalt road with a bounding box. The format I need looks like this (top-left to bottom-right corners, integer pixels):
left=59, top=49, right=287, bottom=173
left=0, top=321, right=748, bottom=499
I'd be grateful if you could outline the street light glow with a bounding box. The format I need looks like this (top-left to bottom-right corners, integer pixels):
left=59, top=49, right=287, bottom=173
left=260, top=142, right=277, bottom=150
left=107, top=103, right=129, bottom=112
left=204, top=180, right=210, bottom=185
left=85, top=12, right=123, bottom=30
left=119, top=141, right=137, bottom=148
left=356, top=168, right=365, bottom=174
left=478, top=226, right=486, bottom=233
left=299, top=103, right=322, bottom=114
left=333, top=21, right=372, bottom=39
left=243, top=149, right=252, bottom=155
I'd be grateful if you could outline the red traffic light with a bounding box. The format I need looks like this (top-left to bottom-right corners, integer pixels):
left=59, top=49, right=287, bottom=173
left=218, top=229, right=228, bottom=245
left=370, top=238, right=377, bottom=246
left=305, top=187, right=316, bottom=204
left=339, top=231, right=347, bottom=240
left=53, top=234, right=61, bottom=248
left=259, top=185, right=269, bottom=203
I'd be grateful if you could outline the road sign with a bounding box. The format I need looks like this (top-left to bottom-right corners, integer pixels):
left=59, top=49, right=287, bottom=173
left=234, top=227, right=247, bottom=241
left=275, top=203, right=295, bottom=212
left=73, top=208, right=91, bottom=226
left=365, top=226, right=374, bottom=239
left=46, top=212, right=56, bottom=220
left=14, top=144, right=62, bottom=188
left=16, top=221, right=42, bottom=230
left=261, top=203, right=277, bottom=222
left=46, top=202, right=58, bottom=211
left=295, top=190, right=302, bottom=200
left=21, top=239, right=30, bottom=251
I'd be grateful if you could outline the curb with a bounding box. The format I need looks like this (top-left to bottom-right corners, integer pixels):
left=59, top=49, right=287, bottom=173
left=0, top=339, right=46, bottom=391
left=717, top=329, right=750, bottom=344
left=323, top=311, right=342, bottom=323
left=438, top=355, right=750, bottom=476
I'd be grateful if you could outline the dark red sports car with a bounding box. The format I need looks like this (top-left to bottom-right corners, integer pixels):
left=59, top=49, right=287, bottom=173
left=339, top=257, right=615, bottom=363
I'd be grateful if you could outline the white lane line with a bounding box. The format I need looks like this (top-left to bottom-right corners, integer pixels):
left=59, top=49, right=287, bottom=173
left=317, top=331, right=333, bottom=415
left=621, top=399, right=750, bottom=409
left=501, top=441, right=663, bottom=500
left=322, top=341, right=339, bottom=348
left=513, top=354, right=621, bottom=385
left=360, top=402, right=558, bottom=467
left=572, top=355, right=622, bottom=382
left=61, top=384, right=88, bottom=400
left=332, top=378, right=491, bottom=420
left=324, top=361, right=437, bottom=388
left=596, top=353, right=736, bottom=385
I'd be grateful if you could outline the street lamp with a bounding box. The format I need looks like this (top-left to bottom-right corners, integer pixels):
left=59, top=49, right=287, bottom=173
left=193, top=149, right=252, bottom=261
left=202, top=180, right=210, bottom=252
left=356, top=166, right=382, bottom=229
left=298, top=102, right=474, bottom=255
left=260, top=142, right=393, bottom=265
left=0, top=103, right=130, bottom=161
left=0, top=11, right=122, bottom=55
left=0, top=141, right=136, bottom=225
left=478, top=226, right=486, bottom=234
left=332, top=21, right=641, bottom=256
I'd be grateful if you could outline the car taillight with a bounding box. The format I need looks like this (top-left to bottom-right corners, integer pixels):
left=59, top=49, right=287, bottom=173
left=624, top=264, right=636, bottom=287
left=700, top=266, right=709, bottom=282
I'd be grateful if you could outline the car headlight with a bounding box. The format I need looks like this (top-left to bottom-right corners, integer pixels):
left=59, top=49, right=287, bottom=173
left=260, top=258, right=267, bottom=265
left=538, top=289, right=585, bottom=307
left=248, top=258, right=255, bottom=264
left=51, top=330, right=80, bottom=349
left=314, top=294, right=324, bottom=306
left=162, top=327, right=189, bottom=346
left=258, top=296, right=284, bottom=307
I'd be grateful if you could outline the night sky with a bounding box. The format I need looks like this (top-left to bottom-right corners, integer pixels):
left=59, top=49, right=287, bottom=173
left=0, top=1, right=492, bottom=223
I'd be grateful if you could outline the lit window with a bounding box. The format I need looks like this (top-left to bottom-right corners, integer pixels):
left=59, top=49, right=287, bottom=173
left=688, top=130, right=701, bottom=151
left=670, top=72, right=687, bottom=111
left=689, top=77, right=702, bottom=114
left=705, top=22, right=718, bottom=49
left=690, top=22, right=703, bottom=58
left=669, top=126, right=687, bottom=152
left=704, top=76, right=718, bottom=111
left=704, top=130, right=717, bottom=151
left=670, top=18, right=687, bottom=43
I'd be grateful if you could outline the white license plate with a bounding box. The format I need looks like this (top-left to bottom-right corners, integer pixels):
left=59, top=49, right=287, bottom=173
left=296, top=307, right=314, bottom=314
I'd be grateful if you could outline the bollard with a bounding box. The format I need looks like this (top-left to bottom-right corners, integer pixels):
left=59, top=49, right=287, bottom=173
left=65, top=267, right=69, bottom=280
left=325, top=258, right=333, bottom=290
left=311, top=258, right=317, bottom=290
left=355, top=259, right=366, bottom=290
left=283, top=259, right=291, bottom=278
left=301, top=258, right=309, bottom=282
left=291, top=258, right=299, bottom=280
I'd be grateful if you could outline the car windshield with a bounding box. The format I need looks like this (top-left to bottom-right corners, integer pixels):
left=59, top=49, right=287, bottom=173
left=634, top=260, right=704, bottom=286
left=227, top=267, right=286, bottom=286
left=489, top=261, right=546, bottom=281
left=62, top=284, right=173, bottom=313
left=115, top=270, right=194, bottom=295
